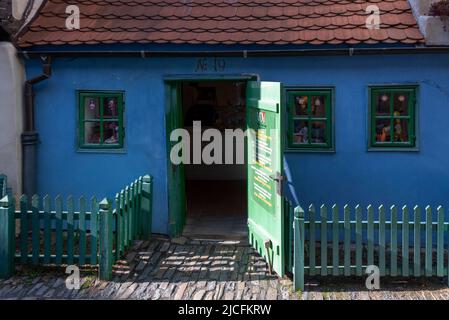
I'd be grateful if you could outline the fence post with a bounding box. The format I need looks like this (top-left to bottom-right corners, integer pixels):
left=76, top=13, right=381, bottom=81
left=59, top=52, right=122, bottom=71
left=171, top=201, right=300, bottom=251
left=293, top=205, right=305, bottom=291
left=141, top=175, right=153, bottom=239
left=99, top=198, right=113, bottom=280
left=0, top=195, right=15, bottom=278
left=0, top=174, right=7, bottom=198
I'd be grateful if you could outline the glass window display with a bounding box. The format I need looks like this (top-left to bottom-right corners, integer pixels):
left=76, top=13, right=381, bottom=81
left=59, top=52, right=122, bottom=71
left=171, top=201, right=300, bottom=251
left=370, top=86, right=416, bottom=149
left=78, top=91, right=124, bottom=150
left=287, top=88, right=333, bottom=151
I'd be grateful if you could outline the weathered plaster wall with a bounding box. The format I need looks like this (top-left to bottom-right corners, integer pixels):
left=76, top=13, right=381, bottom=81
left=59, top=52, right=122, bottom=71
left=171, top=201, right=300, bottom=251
left=25, top=52, right=449, bottom=234
left=12, top=0, right=29, bottom=20
left=0, top=42, right=24, bottom=195
left=19, top=0, right=44, bottom=24
left=409, top=0, right=449, bottom=46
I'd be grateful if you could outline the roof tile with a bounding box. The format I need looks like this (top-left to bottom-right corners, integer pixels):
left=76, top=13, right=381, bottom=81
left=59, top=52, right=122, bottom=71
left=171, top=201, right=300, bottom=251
left=16, top=0, right=424, bottom=47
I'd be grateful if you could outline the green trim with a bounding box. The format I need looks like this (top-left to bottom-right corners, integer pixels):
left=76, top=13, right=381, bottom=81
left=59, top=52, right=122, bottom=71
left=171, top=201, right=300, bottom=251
left=246, top=81, right=285, bottom=276
left=163, top=74, right=259, bottom=82
left=368, top=85, right=418, bottom=152
left=164, top=81, right=186, bottom=238
left=284, top=87, right=335, bottom=152
left=77, top=90, right=125, bottom=151
left=163, top=74, right=259, bottom=238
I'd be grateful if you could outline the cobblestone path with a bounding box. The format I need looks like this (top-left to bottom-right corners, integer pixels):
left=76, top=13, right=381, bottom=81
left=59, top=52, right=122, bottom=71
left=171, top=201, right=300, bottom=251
left=0, top=237, right=448, bottom=300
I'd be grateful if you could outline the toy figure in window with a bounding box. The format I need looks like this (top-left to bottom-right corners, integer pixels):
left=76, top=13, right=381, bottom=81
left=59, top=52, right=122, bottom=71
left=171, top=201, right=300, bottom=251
left=104, top=98, right=118, bottom=118
left=294, top=121, right=308, bottom=144
left=295, top=96, right=308, bottom=116
left=377, top=94, right=390, bottom=115
left=311, top=122, right=325, bottom=143
left=393, top=119, right=403, bottom=142
left=312, top=97, right=325, bottom=116
left=104, top=123, right=119, bottom=144
left=376, top=122, right=391, bottom=142
left=393, top=112, right=406, bottom=142
left=89, top=99, right=96, bottom=110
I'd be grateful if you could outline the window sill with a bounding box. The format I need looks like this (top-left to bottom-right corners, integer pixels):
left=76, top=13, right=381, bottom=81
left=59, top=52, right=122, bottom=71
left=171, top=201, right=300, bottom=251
left=77, top=147, right=127, bottom=154
left=367, top=146, right=419, bottom=152
left=284, top=147, right=336, bottom=153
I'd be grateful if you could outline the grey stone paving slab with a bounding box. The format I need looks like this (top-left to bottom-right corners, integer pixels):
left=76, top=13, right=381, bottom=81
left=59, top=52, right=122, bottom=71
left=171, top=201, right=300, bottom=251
left=1, top=237, right=449, bottom=300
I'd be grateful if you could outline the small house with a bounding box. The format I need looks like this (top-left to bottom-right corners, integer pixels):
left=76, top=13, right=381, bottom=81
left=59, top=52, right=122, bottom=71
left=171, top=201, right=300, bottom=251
left=10, top=0, right=449, bottom=276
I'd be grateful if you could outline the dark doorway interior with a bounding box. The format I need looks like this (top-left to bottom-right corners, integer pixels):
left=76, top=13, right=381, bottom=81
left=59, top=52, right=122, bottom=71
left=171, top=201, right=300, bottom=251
left=181, top=81, right=247, bottom=240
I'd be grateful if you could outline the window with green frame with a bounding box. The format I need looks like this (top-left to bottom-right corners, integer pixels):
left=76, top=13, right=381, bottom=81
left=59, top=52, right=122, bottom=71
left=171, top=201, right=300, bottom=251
left=286, top=88, right=333, bottom=150
left=78, top=91, right=124, bottom=150
left=369, top=86, right=417, bottom=149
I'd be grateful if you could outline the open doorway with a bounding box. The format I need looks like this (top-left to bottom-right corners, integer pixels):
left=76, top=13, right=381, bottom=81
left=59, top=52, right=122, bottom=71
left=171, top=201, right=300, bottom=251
left=181, top=80, right=247, bottom=240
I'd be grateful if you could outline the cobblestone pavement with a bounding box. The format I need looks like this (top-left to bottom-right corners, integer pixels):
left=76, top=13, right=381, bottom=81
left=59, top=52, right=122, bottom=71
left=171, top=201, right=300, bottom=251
left=0, top=236, right=448, bottom=300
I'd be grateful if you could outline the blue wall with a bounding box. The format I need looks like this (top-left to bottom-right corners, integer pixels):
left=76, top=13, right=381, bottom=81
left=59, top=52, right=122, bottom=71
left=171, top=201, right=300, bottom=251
left=27, top=52, right=449, bottom=234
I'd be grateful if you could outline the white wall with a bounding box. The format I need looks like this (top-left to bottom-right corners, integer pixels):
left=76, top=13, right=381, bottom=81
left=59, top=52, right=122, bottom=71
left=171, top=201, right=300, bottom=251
left=22, top=0, right=43, bottom=24
left=12, top=0, right=43, bottom=25
left=409, top=0, right=439, bottom=16
left=0, top=42, right=24, bottom=195
left=12, top=0, right=29, bottom=20
left=409, top=0, right=449, bottom=46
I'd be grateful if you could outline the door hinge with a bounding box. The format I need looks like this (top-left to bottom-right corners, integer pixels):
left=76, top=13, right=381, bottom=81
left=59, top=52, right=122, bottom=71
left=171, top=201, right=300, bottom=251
left=270, top=172, right=284, bottom=196
left=264, top=239, right=273, bottom=274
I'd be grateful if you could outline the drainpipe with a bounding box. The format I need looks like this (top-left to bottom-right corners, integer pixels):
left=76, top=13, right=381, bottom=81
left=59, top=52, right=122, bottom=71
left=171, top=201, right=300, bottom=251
left=22, top=56, right=52, bottom=196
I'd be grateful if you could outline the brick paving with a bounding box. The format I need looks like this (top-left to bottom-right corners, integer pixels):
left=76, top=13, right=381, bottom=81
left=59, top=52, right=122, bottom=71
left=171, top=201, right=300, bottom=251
left=0, top=236, right=448, bottom=300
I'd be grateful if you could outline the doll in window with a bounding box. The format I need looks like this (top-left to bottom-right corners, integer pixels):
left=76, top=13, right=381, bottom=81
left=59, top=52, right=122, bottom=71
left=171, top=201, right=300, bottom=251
left=104, top=98, right=118, bottom=118
left=393, top=119, right=403, bottom=142
left=311, top=122, right=325, bottom=143
left=311, top=97, right=325, bottom=116
left=393, top=112, right=404, bottom=142
left=376, top=122, right=391, bottom=142
left=295, top=96, right=308, bottom=116
left=104, top=123, right=119, bottom=144
left=294, top=121, right=308, bottom=144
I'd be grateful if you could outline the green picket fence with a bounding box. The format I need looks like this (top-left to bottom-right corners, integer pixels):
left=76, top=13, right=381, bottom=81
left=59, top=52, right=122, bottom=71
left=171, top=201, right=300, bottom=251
left=292, top=203, right=449, bottom=291
left=1, top=174, right=13, bottom=199
left=113, top=175, right=153, bottom=261
left=0, top=174, right=7, bottom=198
left=0, top=174, right=153, bottom=280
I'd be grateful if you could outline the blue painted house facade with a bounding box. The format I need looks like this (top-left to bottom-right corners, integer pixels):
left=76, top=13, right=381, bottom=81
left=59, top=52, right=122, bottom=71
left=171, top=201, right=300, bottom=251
left=14, top=0, right=449, bottom=244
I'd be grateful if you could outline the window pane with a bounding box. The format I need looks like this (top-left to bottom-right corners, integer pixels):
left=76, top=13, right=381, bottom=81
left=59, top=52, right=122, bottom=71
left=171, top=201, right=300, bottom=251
left=375, top=119, right=392, bottom=142
left=393, top=93, right=409, bottom=116
left=294, top=96, right=309, bottom=116
left=311, top=121, right=326, bottom=144
left=84, top=122, right=101, bottom=144
left=103, top=97, right=119, bottom=119
left=103, top=121, right=120, bottom=144
left=293, top=120, right=309, bottom=144
left=84, top=97, right=100, bottom=120
left=393, top=119, right=409, bottom=142
left=311, top=96, right=326, bottom=117
left=376, top=93, right=390, bottom=116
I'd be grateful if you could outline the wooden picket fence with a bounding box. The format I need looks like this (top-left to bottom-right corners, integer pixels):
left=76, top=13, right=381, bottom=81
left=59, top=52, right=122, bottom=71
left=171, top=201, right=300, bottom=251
left=288, top=202, right=449, bottom=291
left=0, top=174, right=153, bottom=280
left=0, top=174, right=7, bottom=198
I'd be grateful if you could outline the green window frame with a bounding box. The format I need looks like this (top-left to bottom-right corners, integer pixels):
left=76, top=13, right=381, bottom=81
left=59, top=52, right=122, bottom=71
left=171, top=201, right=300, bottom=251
left=369, top=85, right=417, bottom=150
left=286, top=88, right=334, bottom=151
left=78, top=90, right=125, bottom=150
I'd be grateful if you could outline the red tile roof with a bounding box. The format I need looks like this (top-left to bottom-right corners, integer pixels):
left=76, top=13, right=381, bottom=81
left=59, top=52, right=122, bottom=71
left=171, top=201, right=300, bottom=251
left=16, top=0, right=425, bottom=47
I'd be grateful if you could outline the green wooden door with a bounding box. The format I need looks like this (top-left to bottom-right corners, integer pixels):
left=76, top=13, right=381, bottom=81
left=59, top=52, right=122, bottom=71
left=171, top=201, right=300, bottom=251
left=166, top=82, right=186, bottom=237
left=246, top=81, right=285, bottom=276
